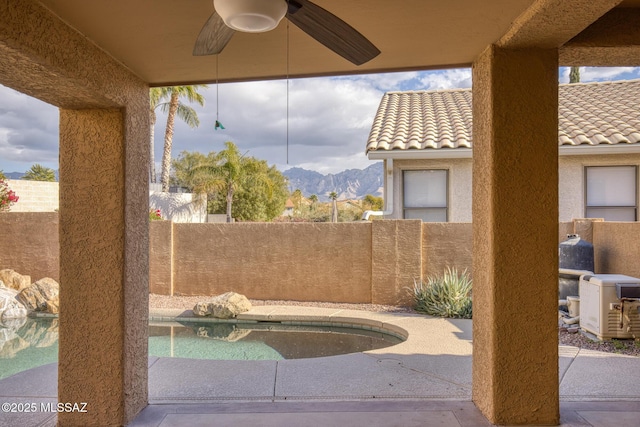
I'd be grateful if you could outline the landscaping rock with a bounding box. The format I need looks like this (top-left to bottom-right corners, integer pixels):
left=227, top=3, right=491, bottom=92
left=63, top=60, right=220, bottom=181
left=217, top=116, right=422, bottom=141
left=0, top=269, right=31, bottom=291
left=195, top=324, right=250, bottom=342
left=0, top=328, right=29, bottom=358
left=17, top=318, right=59, bottom=348
left=193, top=292, right=252, bottom=319
left=17, top=278, right=60, bottom=314
left=0, top=284, right=28, bottom=321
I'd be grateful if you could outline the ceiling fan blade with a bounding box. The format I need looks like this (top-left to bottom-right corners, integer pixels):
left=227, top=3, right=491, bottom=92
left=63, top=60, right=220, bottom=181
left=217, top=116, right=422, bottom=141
left=193, top=12, right=235, bottom=56
left=286, top=0, right=380, bottom=66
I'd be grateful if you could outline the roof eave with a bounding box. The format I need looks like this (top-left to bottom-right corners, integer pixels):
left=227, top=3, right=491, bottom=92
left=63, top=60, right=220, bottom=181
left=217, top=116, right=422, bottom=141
left=559, top=143, right=640, bottom=155
left=367, top=148, right=473, bottom=160
left=367, top=144, right=640, bottom=160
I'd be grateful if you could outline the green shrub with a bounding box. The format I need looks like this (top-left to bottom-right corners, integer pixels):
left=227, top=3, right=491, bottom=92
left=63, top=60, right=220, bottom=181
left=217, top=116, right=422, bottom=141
left=412, top=268, right=472, bottom=319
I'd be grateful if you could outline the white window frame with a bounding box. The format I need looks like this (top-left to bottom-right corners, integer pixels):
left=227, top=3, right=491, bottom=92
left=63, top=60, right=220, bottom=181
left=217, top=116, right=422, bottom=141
left=402, top=169, right=448, bottom=222
left=584, top=165, right=638, bottom=221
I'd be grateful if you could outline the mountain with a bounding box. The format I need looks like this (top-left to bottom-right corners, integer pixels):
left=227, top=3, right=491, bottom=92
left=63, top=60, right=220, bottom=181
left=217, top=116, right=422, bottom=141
left=4, top=172, right=25, bottom=179
left=2, top=171, right=60, bottom=180
left=284, top=162, right=383, bottom=201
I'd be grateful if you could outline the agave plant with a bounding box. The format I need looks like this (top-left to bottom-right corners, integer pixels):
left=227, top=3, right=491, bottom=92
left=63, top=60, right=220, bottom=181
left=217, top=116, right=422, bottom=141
left=412, top=267, right=472, bottom=319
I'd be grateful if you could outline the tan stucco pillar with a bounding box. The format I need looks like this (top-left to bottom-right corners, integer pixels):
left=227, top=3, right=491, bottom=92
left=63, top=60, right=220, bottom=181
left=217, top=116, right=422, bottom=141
left=0, top=1, right=149, bottom=425
left=58, top=109, right=149, bottom=426
left=472, top=46, right=559, bottom=425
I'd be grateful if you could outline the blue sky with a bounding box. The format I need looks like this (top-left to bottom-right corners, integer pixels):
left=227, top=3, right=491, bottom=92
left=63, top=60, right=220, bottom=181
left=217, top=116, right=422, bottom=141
left=1, top=66, right=639, bottom=175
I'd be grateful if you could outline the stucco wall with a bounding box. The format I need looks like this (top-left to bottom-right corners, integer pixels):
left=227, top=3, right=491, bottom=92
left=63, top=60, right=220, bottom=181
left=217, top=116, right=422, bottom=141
left=5, top=214, right=638, bottom=307
left=422, top=223, right=473, bottom=278
left=6, top=179, right=59, bottom=212
left=149, top=191, right=206, bottom=223
left=0, top=212, right=59, bottom=282
left=169, top=222, right=375, bottom=303
left=593, top=221, right=640, bottom=278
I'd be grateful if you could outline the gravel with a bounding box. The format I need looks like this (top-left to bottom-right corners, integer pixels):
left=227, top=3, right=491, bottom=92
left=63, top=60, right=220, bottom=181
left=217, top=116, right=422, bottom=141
left=149, top=294, right=415, bottom=313
left=149, top=294, right=639, bottom=356
left=559, top=325, right=640, bottom=357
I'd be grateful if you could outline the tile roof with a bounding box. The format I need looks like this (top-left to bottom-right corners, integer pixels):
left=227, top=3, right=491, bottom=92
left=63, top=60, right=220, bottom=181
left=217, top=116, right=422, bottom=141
left=366, top=79, right=640, bottom=153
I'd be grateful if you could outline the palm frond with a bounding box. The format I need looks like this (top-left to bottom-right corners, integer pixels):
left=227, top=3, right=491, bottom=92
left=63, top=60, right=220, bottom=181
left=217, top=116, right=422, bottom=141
left=175, top=105, right=200, bottom=128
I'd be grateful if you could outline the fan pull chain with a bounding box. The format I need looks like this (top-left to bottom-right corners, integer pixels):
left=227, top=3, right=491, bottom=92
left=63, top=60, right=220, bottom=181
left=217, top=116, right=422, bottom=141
left=214, top=55, right=225, bottom=130
left=286, top=15, right=290, bottom=164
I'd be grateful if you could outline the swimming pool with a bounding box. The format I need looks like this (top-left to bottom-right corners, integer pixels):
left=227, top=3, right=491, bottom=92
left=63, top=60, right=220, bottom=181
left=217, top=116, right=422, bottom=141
left=1, top=317, right=403, bottom=380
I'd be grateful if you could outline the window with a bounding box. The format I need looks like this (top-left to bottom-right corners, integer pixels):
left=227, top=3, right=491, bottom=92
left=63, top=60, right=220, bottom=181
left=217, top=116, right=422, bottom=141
left=403, top=169, right=448, bottom=222
left=585, top=166, right=638, bottom=221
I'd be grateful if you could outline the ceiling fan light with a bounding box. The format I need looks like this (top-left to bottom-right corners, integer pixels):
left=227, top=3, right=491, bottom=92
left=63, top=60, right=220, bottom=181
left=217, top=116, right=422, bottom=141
left=214, top=0, right=287, bottom=33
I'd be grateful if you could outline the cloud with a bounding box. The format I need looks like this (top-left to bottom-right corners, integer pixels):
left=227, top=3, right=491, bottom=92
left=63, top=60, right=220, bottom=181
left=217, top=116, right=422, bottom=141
left=154, top=69, right=478, bottom=174
left=418, top=69, right=473, bottom=90
left=3, top=66, right=640, bottom=175
left=0, top=85, right=59, bottom=172
left=153, top=71, right=417, bottom=174
left=559, top=66, right=640, bottom=83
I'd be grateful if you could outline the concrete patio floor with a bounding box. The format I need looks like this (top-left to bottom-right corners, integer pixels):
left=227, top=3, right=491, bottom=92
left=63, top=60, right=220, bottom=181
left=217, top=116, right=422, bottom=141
left=0, top=306, right=638, bottom=426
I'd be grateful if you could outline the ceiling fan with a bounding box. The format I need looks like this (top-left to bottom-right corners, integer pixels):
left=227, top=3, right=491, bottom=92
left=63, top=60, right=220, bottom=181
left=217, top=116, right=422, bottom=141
left=193, top=0, right=380, bottom=66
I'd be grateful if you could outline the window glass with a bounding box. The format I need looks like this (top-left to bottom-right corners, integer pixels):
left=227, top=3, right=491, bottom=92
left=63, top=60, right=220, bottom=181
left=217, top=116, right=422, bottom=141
left=403, top=170, right=447, bottom=222
left=585, top=166, right=637, bottom=221
left=404, top=208, right=447, bottom=222
left=586, top=166, right=636, bottom=206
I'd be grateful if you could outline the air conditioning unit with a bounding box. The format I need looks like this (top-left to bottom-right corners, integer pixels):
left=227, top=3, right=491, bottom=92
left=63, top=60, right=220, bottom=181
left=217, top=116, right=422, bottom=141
left=579, top=274, right=640, bottom=340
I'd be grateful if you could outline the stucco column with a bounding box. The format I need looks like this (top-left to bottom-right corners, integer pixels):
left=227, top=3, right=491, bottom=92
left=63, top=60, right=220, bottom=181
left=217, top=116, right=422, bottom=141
left=472, top=46, right=559, bottom=425
left=58, top=109, right=149, bottom=426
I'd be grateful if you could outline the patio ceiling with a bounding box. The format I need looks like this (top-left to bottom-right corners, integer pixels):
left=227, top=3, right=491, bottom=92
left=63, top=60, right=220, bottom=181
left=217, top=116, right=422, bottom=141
left=34, top=0, right=640, bottom=86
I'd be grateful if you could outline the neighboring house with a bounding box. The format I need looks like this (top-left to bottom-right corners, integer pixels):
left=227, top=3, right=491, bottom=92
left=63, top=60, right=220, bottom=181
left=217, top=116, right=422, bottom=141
left=7, top=180, right=206, bottom=223
left=366, top=79, right=640, bottom=222
left=6, top=179, right=59, bottom=212
left=282, top=198, right=295, bottom=217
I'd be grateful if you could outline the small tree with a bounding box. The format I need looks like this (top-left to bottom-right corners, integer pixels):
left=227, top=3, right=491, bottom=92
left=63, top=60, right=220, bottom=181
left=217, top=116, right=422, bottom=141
left=363, top=194, right=383, bottom=211
left=188, top=142, right=288, bottom=222
left=290, top=189, right=304, bottom=214
left=23, top=164, right=56, bottom=181
left=569, top=66, right=580, bottom=84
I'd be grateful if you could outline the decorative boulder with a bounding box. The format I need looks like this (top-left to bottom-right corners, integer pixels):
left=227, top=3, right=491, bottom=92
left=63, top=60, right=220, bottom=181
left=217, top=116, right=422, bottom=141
left=0, top=269, right=31, bottom=291
left=195, top=324, right=250, bottom=342
left=193, top=292, right=252, bottom=319
left=0, top=283, right=28, bottom=321
left=17, top=277, right=60, bottom=314
left=0, top=327, right=29, bottom=358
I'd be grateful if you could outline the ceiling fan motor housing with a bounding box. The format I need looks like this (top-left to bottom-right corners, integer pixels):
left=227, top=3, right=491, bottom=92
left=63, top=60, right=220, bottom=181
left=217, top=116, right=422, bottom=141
left=214, top=0, right=287, bottom=33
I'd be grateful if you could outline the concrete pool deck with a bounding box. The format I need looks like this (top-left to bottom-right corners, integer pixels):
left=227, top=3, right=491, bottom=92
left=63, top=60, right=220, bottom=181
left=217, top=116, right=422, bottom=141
left=0, top=306, right=639, bottom=426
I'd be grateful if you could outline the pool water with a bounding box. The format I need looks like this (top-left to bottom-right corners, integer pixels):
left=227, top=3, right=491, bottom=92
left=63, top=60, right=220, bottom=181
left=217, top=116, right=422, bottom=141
left=1, top=317, right=403, bottom=380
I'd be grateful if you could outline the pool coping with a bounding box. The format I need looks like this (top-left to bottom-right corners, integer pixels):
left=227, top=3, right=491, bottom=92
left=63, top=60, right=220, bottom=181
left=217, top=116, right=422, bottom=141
left=149, top=306, right=411, bottom=341
left=7, top=306, right=640, bottom=408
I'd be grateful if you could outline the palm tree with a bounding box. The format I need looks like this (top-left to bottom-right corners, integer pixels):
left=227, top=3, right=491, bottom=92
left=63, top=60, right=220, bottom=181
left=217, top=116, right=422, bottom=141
left=189, top=142, right=246, bottom=223
left=22, top=164, right=56, bottom=181
left=329, top=191, right=338, bottom=223
left=309, top=194, right=318, bottom=211
left=159, top=85, right=207, bottom=192
left=149, top=87, right=171, bottom=183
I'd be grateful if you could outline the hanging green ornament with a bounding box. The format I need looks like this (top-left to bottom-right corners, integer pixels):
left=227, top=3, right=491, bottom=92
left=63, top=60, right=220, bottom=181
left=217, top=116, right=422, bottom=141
left=215, top=120, right=225, bottom=130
